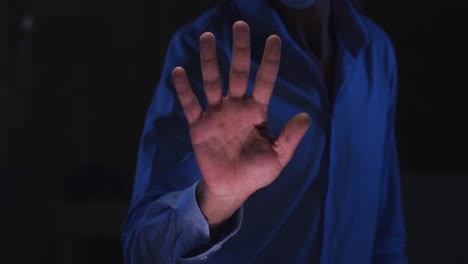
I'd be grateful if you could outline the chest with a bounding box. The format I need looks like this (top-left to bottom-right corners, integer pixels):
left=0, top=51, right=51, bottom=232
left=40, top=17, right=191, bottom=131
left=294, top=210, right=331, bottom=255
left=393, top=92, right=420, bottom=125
left=266, top=47, right=390, bottom=196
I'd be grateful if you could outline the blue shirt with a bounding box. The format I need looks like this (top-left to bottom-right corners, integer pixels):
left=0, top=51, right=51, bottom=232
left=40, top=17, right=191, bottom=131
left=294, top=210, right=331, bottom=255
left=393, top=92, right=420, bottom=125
left=122, top=0, right=408, bottom=263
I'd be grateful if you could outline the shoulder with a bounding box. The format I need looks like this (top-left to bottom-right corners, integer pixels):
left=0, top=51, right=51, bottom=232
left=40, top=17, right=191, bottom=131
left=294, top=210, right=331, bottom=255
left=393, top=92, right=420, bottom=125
left=359, top=15, right=399, bottom=110
left=159, top=2, right=234, bottom=83
left=360, top=15, right=397, bottom=72
left=361, top=16, right=393, bottom=47
left=169, top=1, right=234, bottom=55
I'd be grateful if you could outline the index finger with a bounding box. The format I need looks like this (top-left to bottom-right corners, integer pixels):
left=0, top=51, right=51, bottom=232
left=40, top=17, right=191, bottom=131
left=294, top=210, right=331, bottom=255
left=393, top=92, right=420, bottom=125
left=251, top=35, right=281, bottom=106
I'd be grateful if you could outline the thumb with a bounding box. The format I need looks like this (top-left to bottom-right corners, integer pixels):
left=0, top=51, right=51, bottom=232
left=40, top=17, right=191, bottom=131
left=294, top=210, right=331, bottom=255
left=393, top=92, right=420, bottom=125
left=274, top=113, right=311, bottom=167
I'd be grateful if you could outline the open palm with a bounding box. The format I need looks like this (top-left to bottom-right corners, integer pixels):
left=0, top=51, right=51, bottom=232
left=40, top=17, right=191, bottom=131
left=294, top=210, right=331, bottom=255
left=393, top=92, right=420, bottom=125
left=172, top=21, right=310, bottom=214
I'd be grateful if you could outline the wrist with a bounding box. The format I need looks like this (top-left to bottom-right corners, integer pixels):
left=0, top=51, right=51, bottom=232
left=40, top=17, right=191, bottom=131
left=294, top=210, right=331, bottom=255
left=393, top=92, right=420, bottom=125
left=196, top=180, right=247, bottom=227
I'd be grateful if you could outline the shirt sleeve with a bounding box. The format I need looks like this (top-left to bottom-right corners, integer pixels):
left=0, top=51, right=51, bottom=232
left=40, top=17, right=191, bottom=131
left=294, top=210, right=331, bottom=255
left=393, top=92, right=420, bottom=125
left=124, top=181, right=242, bottom=264
left=122, top=25, right=242, bottom=263
left=372, top=42, right=408, bottom=264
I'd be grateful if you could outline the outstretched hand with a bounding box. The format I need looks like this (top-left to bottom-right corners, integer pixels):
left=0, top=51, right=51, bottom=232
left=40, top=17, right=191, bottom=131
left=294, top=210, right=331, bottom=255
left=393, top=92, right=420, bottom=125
left=172, top=21, right=311, bottom=226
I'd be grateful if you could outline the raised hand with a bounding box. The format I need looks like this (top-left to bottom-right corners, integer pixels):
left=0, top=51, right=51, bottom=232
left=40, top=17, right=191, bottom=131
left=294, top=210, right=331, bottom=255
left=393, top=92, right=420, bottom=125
left=172, top=21, right=311, bottom=227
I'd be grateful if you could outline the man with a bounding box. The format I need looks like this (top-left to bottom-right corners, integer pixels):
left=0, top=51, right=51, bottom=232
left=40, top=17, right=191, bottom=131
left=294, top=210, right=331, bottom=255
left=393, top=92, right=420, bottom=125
left=122, top=0, right=407, bottom=263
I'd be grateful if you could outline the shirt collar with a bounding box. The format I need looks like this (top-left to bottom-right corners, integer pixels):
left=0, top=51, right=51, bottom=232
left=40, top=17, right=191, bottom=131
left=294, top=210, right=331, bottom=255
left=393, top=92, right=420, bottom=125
left=228, top=0, right=369, bottom=57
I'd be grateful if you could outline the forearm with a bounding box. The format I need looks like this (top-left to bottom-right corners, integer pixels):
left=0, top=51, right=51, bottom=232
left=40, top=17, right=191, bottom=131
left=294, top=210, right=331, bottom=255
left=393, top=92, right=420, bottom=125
left=123, top=183, right=242, bottom=264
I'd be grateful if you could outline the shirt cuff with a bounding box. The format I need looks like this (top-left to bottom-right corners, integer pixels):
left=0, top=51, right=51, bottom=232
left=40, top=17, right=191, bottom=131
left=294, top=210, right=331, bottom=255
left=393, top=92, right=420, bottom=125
left=176, top=181, right=243, bottom=263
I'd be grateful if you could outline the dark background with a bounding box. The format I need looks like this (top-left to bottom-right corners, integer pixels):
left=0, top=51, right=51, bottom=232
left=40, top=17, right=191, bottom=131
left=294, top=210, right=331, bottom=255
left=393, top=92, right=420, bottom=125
left=1, top=0, right=467, bottom=263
